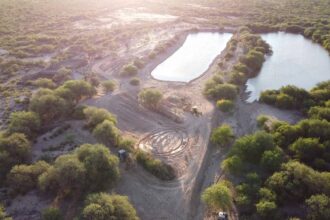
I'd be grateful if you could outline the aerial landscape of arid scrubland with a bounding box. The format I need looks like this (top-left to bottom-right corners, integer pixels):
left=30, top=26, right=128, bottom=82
left=0, top=0, right=330, bottom=219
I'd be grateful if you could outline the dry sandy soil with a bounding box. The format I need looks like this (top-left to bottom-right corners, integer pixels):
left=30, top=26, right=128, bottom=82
left=4, top=3, right=303, bottom=220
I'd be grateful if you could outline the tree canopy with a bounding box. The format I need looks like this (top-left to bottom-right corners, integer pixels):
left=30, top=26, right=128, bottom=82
left=82, top=193, right=139, bottom=220
left=216, top=99, right=234, bottom=113
left=38, top=144, right=119, bottom=197
left=138, top=88, right=163, bottom=109
left=211, top=124, right=234, bottom=147
left=0, top=205, right=12, bottom=220
left=0, top=133, right=31, bottom=179
left=202, top=181, right=232, bottom=211
left=8, top=111, right=41, bottom=138
left=305, top=194, right=330, bottom=220
left=7, top=161, right=50, bottom=195
left=83, top=106, right=117, bottom=129
left=93, top=120, right=120, bottom=147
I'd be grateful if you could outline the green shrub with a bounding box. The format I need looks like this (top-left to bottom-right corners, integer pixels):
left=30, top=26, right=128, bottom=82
left=102, top=80, right=116, bottom=92
left=260, top=147, right=285, bottom=173
left=75, top=144, right=120, bottom=191
left=42, top=207, right=63, bottom=220
left=0, top=133, right=31, bottom=179
left=29, top=89, right=68, bottom=122
left=71, top=105, right=87, bottom=120
left=235, top=173, right=262, bottom=212
left=32, top=78, right=56, bottom=89
left=130, top=77, right=140, bottom=86
left=289, top=138, right=324, bottom=163
left=117, top=139, right=135, bottom=152
left=136, top=150, right=175, bottom=181
left=257, top=115, right=269, bottom=129
left=260, top=89, right=278, bottom=102
left=230, top=71, right=246, bottom=85
left=83, top=106, right=117, bottom=129
left=52, top=67, right=72, bottom=83
left=230, top=131, right=275, bottom=164
left=221, top=155, right=243, bottom=175
left=0, top=205, right=12, bottom=220
left=93, top=120, right=120, bottom=147
left=204, top=79, right=217, bottom=93
left=7, top=161, right=50, bottom=195
left=39, top=144, right=119, bottom=196
left=38, top=154, right=86, bottom=195
left=8, top=111, right=41, bottom=138
left=204, top=83, right=238, bottom=100
left=82, top=193, right=139, bottom=220
left=275, top=93, right=294, bottom=109
left=216, top=99, right=234, bottom=112
left=266, top=161, right=330, bottom=203
left=305, top=194, right=330, bottom=220
left=202, top=181, right=232, bottom=210
left=211, top=124, right=234, bottom=147
left=139, top=88, right=163, bottom=109
left=239, top=49, right=265, bottom=76
left=256, top=200, right=277, bottom=218
left=309, top=106, right=330, bottom=121
left=60, top=80, right=95, bottom=103
left=121, top=64, right=138, bottom=77
left=260, top=83, right=325, bottom=111
left=211, top=74, right=224, bottom=84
